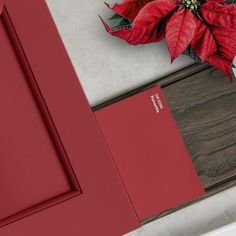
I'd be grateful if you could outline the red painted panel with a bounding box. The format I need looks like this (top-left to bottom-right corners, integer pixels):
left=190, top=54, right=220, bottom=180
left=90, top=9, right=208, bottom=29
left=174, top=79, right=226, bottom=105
left=0, top=1, right=139, bottom=235
left=0, top=15, right=73, bottom=221
left=95, top=86, right=204, bottom=221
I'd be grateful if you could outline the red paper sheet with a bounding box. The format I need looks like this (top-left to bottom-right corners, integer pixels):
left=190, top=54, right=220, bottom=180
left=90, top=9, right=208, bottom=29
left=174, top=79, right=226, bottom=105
left=95, top=85, right=205, bottom=221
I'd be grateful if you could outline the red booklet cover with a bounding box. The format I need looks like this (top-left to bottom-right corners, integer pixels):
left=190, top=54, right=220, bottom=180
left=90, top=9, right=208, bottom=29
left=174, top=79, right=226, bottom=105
left=95, top=85, right=205, bottom=221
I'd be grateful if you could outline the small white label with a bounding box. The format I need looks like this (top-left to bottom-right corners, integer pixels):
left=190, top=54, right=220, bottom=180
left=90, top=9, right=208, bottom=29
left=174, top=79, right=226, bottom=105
left=150, top=93, right=164, bottom=114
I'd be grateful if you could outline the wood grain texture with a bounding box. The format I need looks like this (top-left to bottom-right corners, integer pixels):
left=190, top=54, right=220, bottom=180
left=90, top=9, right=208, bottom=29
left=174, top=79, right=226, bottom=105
left=93, top=63, right=236, bottom=222
left=163, top=67, right=236, bottom=189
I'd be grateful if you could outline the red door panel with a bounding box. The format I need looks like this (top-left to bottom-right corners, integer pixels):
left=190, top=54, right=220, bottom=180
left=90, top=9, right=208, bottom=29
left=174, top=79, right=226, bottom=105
left=0, top=1, right=139, bottom=235
left=0, top=15, right=75, bottom=221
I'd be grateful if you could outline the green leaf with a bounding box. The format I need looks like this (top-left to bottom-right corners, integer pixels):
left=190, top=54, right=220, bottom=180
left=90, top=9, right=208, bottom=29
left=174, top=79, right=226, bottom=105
left=108, top=14, right=123, bottom=20
left=183, top=46, right=203, bottom=62
left=110, top=14, right=132, bottom=31
left=226, top=0, right=236, bottom=5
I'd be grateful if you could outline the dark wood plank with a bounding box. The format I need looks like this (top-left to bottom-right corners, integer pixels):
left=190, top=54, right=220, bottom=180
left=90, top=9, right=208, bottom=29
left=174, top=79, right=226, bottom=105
left=93, top=63, right=236, bottom=222
left=163, top=67, right=236, bottom=189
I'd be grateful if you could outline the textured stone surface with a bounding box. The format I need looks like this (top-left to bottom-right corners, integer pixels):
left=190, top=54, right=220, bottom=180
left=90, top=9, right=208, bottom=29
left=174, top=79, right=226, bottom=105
left=46, top=0, right=192, bottom=106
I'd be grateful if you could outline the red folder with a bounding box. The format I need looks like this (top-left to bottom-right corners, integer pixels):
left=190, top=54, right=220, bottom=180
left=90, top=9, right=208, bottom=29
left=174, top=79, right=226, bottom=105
left=95, top=85, right=204, bottom=221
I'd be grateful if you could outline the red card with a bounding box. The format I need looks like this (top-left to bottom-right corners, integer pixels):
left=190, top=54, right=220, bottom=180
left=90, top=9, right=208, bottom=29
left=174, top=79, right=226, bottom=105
left=95, top=85, right=205, bottom=221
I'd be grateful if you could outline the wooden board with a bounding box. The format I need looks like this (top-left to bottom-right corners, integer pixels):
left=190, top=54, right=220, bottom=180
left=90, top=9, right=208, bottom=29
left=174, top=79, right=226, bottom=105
left=163, top=66, right=236, bottom=190
left=94, top=63, right=236, bottom=222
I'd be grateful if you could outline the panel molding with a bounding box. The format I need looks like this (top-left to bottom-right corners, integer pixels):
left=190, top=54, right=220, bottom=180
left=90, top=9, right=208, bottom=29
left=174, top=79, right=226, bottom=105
left=0, top=6, right=81, bottom=227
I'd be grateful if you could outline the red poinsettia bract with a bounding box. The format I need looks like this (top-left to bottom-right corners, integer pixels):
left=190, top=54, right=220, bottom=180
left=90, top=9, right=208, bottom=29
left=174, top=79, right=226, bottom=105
left=100, top=0, right=236, bottom=81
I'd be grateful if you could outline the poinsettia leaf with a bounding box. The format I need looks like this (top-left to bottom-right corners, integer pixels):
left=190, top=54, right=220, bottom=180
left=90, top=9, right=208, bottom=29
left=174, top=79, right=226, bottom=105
left=211, top=27, right=236, bottom=61
left=105, top=0, right=153, bottom=21
left=100, top=0, right=177, bottom=45
left=207, top=0, right=230, bottom=4
left=207, top=54, right=233, bottom=81
left=166, top=10, right=196, bottom=62
left=201, top=1, right=236, bottom=28
left=191, top=19, right=217, bottom=61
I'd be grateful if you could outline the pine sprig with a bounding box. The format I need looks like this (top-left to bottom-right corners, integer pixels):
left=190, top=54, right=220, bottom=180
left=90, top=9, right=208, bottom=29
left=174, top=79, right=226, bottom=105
left=226, top=0, right=236, bottom=4
left=183, top=46, right=202, bottom=62
left=109, top=14, right=132, bottom=31
left=108, top=14, right=123, bottom=20
left=113, top=18, right=132, bottom=31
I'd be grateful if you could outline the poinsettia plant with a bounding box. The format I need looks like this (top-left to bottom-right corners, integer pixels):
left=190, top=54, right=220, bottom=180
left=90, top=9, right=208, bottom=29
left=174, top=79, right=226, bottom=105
left=100, top=0, right=236, bottom=81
